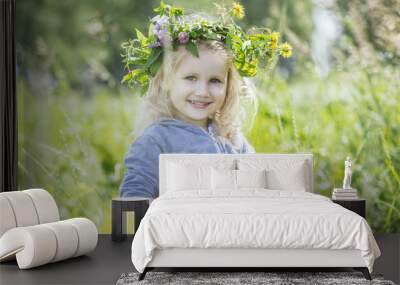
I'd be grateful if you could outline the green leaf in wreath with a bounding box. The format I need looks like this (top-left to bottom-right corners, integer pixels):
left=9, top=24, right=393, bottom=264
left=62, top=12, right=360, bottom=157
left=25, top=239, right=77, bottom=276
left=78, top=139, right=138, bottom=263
left=154, top=1, right=167, bottom=15
left=121, top=69, right=140, bottom=83
left=144, top=47, right=163, bottom=70
left=225, top=33, right=232, bottom=50
left=135, top=29, right=147, bottom=45
left=121, top=72, right=133, bottom=83
left=149, top=51, right=163, bottom=76
left=205, top=32, right=219, bottom=41
left=186, top=41, right=199, bottom=58
left=170, top=6, right=184, bottom=17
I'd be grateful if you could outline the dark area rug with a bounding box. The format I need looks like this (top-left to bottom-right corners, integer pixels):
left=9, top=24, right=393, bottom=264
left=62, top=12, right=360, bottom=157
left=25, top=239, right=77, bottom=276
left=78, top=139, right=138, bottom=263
left=116, top=271, right=396, bottom=285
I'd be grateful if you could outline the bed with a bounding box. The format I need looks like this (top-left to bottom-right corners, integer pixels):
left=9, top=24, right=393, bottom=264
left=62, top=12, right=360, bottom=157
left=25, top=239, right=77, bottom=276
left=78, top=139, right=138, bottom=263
left=130, top=154, right=381, bottom=281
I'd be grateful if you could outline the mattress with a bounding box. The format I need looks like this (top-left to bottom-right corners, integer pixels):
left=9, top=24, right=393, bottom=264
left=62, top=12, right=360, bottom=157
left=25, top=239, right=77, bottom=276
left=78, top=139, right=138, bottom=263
left=131, top=190, right=380, bottom=273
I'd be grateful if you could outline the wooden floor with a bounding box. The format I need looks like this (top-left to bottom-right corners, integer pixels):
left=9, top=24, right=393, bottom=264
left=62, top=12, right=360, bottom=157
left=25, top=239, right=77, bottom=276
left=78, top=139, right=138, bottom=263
left=0, top=234, right=398, bottom=285
left=0, top=235, right=135, bottom=285
left=374, top=234, right=400, bottom=284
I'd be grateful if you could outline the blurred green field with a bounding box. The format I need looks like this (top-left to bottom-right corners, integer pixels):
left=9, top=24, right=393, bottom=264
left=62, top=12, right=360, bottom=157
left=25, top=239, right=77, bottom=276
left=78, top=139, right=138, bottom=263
left=16, top=0, right=400, bottom=233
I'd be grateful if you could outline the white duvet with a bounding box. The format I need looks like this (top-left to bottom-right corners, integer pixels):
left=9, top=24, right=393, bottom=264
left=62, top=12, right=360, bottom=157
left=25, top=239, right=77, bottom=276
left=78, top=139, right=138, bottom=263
left=131, top=190, right=380, bottom=273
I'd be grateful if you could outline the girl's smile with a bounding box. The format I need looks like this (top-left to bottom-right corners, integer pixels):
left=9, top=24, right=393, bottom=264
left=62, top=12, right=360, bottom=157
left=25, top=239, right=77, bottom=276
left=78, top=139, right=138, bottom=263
left=186, top=98, right=214, bottom=109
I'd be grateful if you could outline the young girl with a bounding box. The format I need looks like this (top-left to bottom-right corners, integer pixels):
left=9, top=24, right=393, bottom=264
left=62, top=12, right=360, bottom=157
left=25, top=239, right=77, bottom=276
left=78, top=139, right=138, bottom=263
left=119, top=3, right=291, bottom=198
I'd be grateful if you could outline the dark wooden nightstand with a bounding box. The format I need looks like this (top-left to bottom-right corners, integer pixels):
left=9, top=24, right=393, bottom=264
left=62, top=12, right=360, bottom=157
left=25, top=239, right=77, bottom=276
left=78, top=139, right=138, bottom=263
left=111, top=197, right=151, bottom=242
left=332, top=198, right=366, bottom=218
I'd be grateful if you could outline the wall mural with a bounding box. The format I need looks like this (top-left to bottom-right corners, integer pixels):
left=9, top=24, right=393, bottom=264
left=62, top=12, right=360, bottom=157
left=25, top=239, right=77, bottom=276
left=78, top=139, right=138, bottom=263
left=16, top=0, right=400, bottom=233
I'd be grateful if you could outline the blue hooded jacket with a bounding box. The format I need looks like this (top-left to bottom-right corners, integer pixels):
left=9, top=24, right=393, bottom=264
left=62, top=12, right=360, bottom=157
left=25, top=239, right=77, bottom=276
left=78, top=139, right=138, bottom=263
left=119, top=118, right=255, bottom=198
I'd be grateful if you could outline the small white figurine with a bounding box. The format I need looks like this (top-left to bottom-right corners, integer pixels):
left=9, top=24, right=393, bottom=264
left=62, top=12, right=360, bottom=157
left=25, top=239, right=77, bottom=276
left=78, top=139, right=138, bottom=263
left=343, top=157, right=352, bottom=189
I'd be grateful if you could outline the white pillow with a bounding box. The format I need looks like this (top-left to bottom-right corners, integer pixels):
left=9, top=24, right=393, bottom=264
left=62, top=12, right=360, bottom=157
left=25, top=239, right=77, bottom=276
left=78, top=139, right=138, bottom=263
left=266, top=164, right=306, bottom=191
left=237, top=158, right=308, bottom=191
left=167, top=162, right=212, bottom=191
left=236, top=169, right=267, bottom=189
left=211, top=168, right=236, bottom=190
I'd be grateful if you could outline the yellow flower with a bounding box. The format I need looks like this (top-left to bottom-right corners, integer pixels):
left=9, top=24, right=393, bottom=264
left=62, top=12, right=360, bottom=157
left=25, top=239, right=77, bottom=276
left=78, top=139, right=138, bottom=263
left=270, top=32, right=280, bottom=49
left=200, top=19, right=208, bottom=26
left=280, top=42, right=292, bottom=58
left=232, top=2, right=245, bottom=19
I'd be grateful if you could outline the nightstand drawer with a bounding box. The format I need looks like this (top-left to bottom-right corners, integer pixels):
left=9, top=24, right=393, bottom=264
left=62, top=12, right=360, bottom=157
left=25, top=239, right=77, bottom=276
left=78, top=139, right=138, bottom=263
left=332, top=199, right=366, bottom=218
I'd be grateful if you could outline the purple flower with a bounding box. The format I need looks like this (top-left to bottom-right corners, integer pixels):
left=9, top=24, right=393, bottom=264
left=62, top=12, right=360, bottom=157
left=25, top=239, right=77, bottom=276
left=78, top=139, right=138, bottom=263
left=177, top=16, right=184, bottom=26
left=178, top=32, right=189, bottom=44
left=152, top=26, right=167, bottom=43
left=148, top=40, right=162, bottom=48
left=151, top=15, right=169, bottom=43
left=152, top=15, right=169, bottom=33
left=153, top=24, right=167, bottom=37
left=153, top=22, right=162, bottom=35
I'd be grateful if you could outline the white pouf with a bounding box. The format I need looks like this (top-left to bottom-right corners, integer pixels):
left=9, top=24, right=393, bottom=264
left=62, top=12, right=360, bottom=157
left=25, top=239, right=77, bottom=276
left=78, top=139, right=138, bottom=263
left=0, top=189, right=98, bottom=269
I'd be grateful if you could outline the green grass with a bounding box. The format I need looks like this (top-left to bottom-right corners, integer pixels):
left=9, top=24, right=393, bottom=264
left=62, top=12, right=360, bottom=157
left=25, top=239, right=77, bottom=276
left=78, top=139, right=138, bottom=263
left=247, top=66, right=400, bottom=233
left=18, top=65, right=400, bottom=233
left=18, top=84, right=138, bottom=233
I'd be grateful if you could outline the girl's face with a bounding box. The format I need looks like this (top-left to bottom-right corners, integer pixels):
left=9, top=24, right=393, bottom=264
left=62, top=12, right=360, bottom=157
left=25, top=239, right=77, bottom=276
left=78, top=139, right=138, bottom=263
left=169, top=47, right=229, bottom=130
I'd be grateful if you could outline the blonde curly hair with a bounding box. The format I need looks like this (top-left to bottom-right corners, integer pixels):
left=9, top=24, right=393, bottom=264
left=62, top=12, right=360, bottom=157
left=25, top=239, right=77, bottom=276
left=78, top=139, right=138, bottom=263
left=133, top=40, right=258, bottom=148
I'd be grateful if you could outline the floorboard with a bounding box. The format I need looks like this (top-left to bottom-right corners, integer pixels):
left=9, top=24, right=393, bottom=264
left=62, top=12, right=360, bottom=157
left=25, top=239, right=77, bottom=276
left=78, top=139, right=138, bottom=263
left=0, top=234, right=398, bottom=285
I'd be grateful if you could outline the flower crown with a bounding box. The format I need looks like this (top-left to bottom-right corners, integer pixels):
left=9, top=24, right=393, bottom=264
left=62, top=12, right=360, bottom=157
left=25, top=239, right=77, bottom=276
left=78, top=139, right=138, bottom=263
left=121, top=1, right=292, bottom=95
